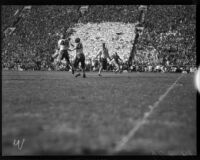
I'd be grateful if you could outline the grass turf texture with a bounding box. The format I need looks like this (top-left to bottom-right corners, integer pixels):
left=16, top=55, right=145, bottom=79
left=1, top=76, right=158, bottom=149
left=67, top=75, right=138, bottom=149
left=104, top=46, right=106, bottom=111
left=2, top=71, right=196, bottom=155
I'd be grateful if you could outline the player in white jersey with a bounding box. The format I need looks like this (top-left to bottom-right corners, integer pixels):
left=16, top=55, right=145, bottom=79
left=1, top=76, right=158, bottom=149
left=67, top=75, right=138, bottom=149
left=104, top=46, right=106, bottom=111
left=95, top=43, right=111, bottom=76
left=52, top=34, right=74, bottom=73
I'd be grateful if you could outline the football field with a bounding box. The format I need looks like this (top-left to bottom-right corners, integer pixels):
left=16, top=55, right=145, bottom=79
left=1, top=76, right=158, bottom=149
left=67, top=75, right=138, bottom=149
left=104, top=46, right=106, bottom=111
left=2, top=71, right=196, bottom=155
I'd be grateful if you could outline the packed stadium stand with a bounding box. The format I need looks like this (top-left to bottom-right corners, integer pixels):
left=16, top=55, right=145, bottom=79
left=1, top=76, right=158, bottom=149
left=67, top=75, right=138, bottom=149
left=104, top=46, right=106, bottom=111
left=1, top=5, right=196, bottom=72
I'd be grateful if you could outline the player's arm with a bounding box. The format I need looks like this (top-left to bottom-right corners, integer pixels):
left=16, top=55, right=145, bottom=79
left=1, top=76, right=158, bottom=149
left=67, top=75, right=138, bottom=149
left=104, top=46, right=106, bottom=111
left=70, top=42, right=74, bottom=48
left=70, top=42, right=82, bottom=51
left=67, top=48, right=74, bottom=51
left=94, top=50, right=101, bottom=59
left=52, top=49, right=59, bottom=58
left=68, top=44, right=77, bottom=51
left=68, top=42, right=75, bottom=51
left=67, top=38, right=74, bottom=48
left=110, top=54, right=114, bottom=60
left=68, top=43, right=76, bottom=53
left=109, top=54, right=115, bottom=64
left=57, top=40, right=61, bottom=50
left=119, top=56, right=123, bottom=63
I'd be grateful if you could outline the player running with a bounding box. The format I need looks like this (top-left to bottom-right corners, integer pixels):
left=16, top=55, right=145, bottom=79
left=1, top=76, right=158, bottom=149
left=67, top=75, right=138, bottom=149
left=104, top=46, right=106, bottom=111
left=110, top=52, right=123, bottom=73
left=95, top=43, right=111, bottom=76
left=69, top=38, right=86, bottom=78
left=52, top=34, right=74, bottom=73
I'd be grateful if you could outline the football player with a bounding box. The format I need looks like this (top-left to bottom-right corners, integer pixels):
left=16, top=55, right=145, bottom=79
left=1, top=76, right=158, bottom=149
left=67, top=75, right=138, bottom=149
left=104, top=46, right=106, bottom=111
left=53, top=34, right=74, bottom=73
left=94, top=43, right=111, bottom=76
left=110, top=52, right=123, bottom=73
left=69, top=38, right=86, bottom=78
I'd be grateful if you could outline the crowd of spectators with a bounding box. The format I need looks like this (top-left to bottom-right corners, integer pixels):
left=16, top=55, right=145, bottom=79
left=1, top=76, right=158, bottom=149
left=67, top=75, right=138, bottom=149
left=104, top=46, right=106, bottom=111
left=48, top=56, right=196, bottom=74
left=2, top=5, right=196, bottom=72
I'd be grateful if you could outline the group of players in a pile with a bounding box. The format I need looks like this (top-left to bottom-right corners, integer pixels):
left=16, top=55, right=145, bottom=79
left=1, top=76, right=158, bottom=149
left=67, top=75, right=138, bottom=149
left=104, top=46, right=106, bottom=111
left=52, top=34, right=124, bottom=78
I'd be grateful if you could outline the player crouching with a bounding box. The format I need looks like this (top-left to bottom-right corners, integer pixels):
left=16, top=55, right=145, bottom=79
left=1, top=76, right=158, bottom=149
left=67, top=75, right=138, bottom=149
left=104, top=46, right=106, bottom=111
left=110, top=52, right=123, bottom=73
left=95, top=43, right=112, bottom=76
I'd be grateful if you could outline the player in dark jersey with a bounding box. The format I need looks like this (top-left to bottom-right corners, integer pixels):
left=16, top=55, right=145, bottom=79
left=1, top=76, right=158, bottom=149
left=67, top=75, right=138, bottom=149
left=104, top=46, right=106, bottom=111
left=110, top=52, right=123, bottom=73
left=94, top=43, right=111, bottom=76
left=69, top=38, right=86, bottom=78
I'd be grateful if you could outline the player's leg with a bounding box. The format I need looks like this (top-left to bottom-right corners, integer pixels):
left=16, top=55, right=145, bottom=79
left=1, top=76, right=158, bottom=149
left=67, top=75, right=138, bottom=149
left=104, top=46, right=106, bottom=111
left=71, top=64, right=75, bottom=74
left=110, top=59, right=115, bottom=72
left=113, top=60, right=120, bottom=73
left=100, top=58, right=107, bottom=76
left=119, top=62, right=123, bottom=73
left=62, top=50, right=69, bottom=71
left=55, top=58, right=61, bottom=71
left=128, top=56, right=133, bottom=67
left=116, top=60, right=123, bottom=73
left=81, top=54, right=86, bottom=78
left=64, top=51, right=74, bottom=74
left=74, top=57, right=81, bottom=77
left=55, top=50, right=64, bottom=68
left=71, top=58, right=76, bottom=74
left=58, top=50, right=64, bottom=61
left=98, top=59, right=103, bottom=76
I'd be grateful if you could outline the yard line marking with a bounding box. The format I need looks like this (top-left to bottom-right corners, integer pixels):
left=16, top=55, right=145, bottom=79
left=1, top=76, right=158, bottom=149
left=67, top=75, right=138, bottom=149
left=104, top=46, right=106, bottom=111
left=113, top=74, right=184, bottom=153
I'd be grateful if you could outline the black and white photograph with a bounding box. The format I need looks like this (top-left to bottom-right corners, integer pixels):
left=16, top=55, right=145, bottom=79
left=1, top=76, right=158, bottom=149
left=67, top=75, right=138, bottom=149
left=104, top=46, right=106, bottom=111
left=1, top=5, right=197, bottom=156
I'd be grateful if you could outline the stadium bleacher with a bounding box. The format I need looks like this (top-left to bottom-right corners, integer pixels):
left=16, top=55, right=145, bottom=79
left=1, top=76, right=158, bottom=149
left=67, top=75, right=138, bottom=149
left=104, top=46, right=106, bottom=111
left=1, top=5, right=196, bottom=72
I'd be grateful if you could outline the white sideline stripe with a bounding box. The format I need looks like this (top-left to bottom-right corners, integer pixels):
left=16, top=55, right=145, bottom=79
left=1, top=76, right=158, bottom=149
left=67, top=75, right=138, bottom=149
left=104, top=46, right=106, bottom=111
left=113, top=74, right=184, bottom=152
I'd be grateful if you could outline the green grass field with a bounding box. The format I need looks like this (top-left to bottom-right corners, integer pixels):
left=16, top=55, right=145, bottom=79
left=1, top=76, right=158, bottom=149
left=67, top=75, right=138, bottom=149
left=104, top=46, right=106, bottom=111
left=2, top=71, right=196, bottom=155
